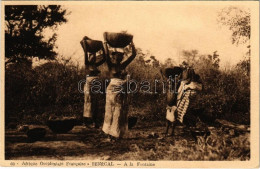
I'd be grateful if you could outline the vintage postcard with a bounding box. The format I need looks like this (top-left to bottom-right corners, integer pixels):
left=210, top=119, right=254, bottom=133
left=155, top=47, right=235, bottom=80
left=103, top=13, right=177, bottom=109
left=0, top=1, right=259, bottom=168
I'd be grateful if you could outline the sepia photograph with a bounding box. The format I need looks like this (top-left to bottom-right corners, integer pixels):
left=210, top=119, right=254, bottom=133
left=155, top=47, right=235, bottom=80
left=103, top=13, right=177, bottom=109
left=0, top=1, right=259, bottom=168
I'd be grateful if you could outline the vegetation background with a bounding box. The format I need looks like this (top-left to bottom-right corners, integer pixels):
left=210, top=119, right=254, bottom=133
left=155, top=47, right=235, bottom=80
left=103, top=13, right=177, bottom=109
left=4, top=5, right=251, bottom=161
left=5, top=5, right=250, bottom=126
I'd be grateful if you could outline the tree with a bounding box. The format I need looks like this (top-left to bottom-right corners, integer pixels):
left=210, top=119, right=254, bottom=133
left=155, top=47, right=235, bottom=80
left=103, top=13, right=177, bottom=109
left=150, top=55, right=160, bottom=68
left=181, top=49, right=199, bottom=67
left=207, top=51, right=220, bottom=69
left=5, top=5, right=68, bottom=65
left=218, top=6, right=250, bottom=46
left=163, top=58, right=176, bottom=67
left=218, top=6, right=250, bottom=75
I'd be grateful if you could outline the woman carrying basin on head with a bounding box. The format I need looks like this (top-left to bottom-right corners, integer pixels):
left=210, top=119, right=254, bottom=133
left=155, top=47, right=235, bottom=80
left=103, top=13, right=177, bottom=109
left=80, top=36, right=106, bottom=128
left=102, top=32, right=136, bottom=141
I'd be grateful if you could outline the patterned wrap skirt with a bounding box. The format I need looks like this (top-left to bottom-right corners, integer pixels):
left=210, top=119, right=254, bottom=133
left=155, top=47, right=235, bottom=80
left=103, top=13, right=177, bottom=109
left=166, top=81, right=201, bottom=123
left=102, top=78, right=128, bottom=138
left=176, top=90, right=198, bottom=123
left=83, top=76, right=99, bottom=118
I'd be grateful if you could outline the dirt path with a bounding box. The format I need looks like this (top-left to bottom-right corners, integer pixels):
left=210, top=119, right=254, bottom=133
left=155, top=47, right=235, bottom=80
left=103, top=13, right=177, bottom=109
left=5, top=121, right=250, bottom=160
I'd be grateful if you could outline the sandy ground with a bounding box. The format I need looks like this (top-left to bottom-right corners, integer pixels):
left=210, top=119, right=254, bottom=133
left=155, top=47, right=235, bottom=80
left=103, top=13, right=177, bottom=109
left=5, top=121, right=249, bottom=160
left=5, top=122, right=192, bottom=160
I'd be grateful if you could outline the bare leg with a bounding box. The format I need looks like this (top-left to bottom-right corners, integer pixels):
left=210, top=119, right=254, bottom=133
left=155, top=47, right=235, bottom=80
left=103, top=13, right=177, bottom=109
left=171, top=121, right=177, bottom=136
left=165, top=121, right=170, bottom=137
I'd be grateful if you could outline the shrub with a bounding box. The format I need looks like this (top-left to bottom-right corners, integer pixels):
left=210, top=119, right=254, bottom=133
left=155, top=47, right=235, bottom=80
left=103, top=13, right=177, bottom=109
left=5, top=51, right=250, bottom=125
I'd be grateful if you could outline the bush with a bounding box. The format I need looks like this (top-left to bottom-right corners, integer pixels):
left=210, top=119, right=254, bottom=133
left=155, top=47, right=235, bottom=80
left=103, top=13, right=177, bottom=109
left=5, top=59, right=86, bottom=125
left=193, top=55, right=250, bottom=124
left=5, top=51, right=250, bottom=126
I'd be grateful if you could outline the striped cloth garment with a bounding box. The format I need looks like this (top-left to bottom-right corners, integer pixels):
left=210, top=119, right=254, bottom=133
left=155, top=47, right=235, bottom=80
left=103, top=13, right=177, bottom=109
left=176, top=81, right=202, bottom=123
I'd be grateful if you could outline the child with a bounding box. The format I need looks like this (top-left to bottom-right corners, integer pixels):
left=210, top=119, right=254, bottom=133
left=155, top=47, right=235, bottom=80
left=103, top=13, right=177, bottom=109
left=160, top=66, right=183, bottom=136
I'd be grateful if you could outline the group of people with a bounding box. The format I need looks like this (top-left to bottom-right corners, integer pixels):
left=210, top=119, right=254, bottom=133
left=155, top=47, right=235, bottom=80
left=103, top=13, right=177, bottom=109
left=161, top=67, right=203, bottom=136
left=81, top=33, right=203, bottom=142
left=81, top=34, right=136, bottom=141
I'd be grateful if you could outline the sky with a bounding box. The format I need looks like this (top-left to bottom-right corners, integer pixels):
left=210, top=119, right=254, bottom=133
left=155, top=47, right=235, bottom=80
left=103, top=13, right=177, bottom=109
left=48, top=3, right=250, bottom=68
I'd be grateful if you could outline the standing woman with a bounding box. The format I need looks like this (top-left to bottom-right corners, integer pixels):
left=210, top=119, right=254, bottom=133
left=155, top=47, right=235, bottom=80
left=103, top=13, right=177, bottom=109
left=102, top=33, right=136, bottom=141
left=176, top=68, right=202, bottom=124
left=80, top=36, right=106, bottom=128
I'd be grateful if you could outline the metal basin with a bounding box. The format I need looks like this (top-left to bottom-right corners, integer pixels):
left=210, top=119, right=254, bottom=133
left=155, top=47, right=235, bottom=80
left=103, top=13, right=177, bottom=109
left=104, top=32, right=133, bottom=48
left=81, top=39, right=103, bottom=53
left=47, top=118, right=76, bottom=134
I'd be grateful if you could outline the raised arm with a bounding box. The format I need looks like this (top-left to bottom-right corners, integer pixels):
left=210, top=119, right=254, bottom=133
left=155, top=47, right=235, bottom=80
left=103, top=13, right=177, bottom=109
left=95, top=45, right=106, bottom=66
left=122, top=42, right=136, bottom=68
left=104, top=42, right=113, bottom=67
left=80, top=39, right=89, bottom=65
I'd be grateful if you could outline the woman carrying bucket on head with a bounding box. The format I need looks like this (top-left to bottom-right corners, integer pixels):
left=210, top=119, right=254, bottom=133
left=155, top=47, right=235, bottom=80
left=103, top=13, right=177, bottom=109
left=80, top=36, right=106, bottom=128
left=102, top=32, right=136, bottom=141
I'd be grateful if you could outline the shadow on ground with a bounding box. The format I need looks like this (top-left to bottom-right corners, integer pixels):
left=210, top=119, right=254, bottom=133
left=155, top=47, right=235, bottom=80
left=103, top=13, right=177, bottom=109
left=5, top=120, right=250, bottom=160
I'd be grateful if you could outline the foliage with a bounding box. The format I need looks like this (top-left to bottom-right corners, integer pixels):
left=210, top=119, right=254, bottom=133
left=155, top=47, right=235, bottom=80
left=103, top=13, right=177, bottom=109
left=163, top=58, right=177, bottom=68
left=177, top=49, right=250, bottom=124
left=5, top=47, right=250, bottom=125
left=126, top=48, right=166, bottom=119
left=4, top=6, right=251, bottom=161
left=236, top=56, right=250, bottom=76
left=117, top=127, right=250, bottom=161
left=5, top=58, right=85, bottom=124
left=218, top=6, right=250, bottom=45
left=182, top=50, right=199, bottom=67
left=5, top=5, right=68, bottom=64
